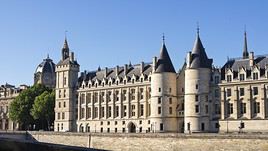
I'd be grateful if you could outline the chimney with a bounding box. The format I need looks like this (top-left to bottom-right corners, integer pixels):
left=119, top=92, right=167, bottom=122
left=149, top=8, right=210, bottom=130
left=124, top=64, right=128, bottom=75
left=105, top=67, right=108, bottom=78
left=249, top=51, right=254, bottom=67
left=115, top=65, right=119, bottom=76
left=140, top=62, right=144, bottom=73
left=152, top=57, right=157, bottom=73
left=186, top=51, right=192, bottom=68
left=70, top=52, right=74, bottom=62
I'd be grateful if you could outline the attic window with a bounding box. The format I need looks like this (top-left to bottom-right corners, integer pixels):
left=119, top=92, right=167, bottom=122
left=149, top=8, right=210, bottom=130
left=109, top=82, right=111, bottom=86
left=140, top=78, right=143, bottom=82
left=239, top=74, right=245, bottom=81
left=124, top=80, right=126, bottom=85
left=253, top=72, right=258, bottom=80
left=149, top=77, right=151, bottom=82
left=132, top=79, right=134, bottom=84
left=227, top=75, right=232, bottom=82
left=116, top=81, right=119, bottom=85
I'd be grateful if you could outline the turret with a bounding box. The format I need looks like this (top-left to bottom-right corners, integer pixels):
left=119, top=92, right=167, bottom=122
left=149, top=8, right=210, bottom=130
left=184, top=28, right=212, bottom=133
left=150, top=35, right=178, bottom=132
left=54, top=38, right=80, bottom=132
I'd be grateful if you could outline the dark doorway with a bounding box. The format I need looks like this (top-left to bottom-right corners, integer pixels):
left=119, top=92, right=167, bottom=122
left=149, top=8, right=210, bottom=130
left=128, top=122, right=136, bottom=133
left=201, top=123, right=205, bottom=131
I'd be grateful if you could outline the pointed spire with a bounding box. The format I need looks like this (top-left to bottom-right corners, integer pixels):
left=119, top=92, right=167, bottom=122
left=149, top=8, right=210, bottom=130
left=189, top=26, right=212, bottom=69
left=243, top=28, right=249, bottom=59
left=155, top=35, right=176, bottom=73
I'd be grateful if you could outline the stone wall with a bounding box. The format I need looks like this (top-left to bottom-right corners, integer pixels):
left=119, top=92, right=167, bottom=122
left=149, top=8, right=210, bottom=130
left=24, top=131, right=268, bottom=151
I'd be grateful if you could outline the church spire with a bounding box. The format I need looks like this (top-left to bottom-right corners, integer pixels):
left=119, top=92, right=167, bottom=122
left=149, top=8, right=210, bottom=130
left=243, top=29, right=249, bottom=59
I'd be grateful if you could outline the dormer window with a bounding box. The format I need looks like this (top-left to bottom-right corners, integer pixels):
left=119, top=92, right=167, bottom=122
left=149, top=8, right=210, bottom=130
left=253, top=72, right=258, bottom=80
left=239, top=74, right=245, bottom=81
left=227, top=75, right=232, bottom=82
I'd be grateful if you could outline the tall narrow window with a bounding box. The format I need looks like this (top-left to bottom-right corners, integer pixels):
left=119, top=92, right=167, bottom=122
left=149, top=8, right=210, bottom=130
left=140, top=104, right=144, bottom=116
left=158, top=107, right=161, bottom=114
left=253, top=87, right=258, bottom=95
left=239, top=74, right=245, bottom=81
left=195, top=105, right=199, bottom=113
left=253, top=72, right=259, bottom=80
left=227, top=88, right=232, bottom=97
left=240, top=88, right=245, bottom=96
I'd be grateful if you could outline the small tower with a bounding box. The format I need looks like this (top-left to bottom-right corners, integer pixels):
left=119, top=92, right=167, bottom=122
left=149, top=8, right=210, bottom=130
left=54, top=38, right=80, bottom=132
left=243, top=30, right=249, bottom=59
left=150, top=35, right=178, bottom=132
left=184, top=28, right=213, bottom=133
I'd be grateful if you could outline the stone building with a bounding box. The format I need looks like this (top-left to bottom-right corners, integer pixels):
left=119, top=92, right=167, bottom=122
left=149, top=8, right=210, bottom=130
left=34, top=55, right=56, bottom=88
left=219, top=31, right=268, bottom=132
left=0, top=84, right=28, bottom=130
left=53, top=29, right=268, bottom=133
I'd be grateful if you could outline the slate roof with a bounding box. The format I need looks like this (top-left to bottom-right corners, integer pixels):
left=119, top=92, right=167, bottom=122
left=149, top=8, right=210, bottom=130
left=35, top=56, right=56, bottom=73
left=78, top=63, right=152, bottom=86
left=57, top=57, right=79, bottom=66
left=155, top=43, right=176, bottom=73
left=221, top=55, right=268, bottom=80
left=189, top=34, right=212, bottom=69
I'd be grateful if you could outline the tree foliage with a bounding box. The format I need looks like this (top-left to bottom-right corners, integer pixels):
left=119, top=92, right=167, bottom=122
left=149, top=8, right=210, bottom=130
left=9, top=84, right=54, bottom=130
left=31, top=91, right=55, bottom=130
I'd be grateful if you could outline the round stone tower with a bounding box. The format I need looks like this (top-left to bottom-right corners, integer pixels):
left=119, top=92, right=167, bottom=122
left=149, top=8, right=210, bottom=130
left=184, top=32, right=213, bottom=133
left=150, top=39, right=178, bottom=132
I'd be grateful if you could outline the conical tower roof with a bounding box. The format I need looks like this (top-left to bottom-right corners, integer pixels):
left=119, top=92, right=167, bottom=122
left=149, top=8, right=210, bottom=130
left=189, top=33, right=212, bottom=69
left=155, top=40, right=176, bottom=73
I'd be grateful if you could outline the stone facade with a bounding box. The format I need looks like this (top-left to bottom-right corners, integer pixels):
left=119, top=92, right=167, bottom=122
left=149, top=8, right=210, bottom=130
left=0, top=84, right=28, bottom=130
left=53, top=30, right=268, bottom=133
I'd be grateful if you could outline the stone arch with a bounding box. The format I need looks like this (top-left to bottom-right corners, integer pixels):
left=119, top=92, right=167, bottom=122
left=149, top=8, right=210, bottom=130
left=79, top=123, right=84, bottom=132
left=127, top=122, right=137, bottom=133
left=85, top=124, right=90, bottom=132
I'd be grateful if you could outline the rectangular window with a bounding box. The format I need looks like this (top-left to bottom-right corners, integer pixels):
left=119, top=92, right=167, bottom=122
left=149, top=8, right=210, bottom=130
left=253, top=72, right=259, bottom=80
left=94, top=107, right=98, bottom=118
left=101, top=107, right=105, bottom=118
left=87, top=107, right=91, bottom=118
left=158, top=88, right=161, bottom=92
left=253, top=87, right=258, bottom=95
left=115, top=106, right=119, bottom=117
left=131, top=105, right=135, bottom=116
left=123, top=105, right=127, bottom=117
left=122, top=90, right=127, bottom=101
left=57, top=113, right=60, bottom=119
left=108, top=106, right=112, bottom=118
left=158, top=97, right=161, bottom=104
left=63, top=90, right=66, bottom=98
left=62, top=112, right=65, bottom=119
left=140, top=104, right=144, bottom=116
left=169, top=107, right=172, bottom=114
left=64, top=77, right=67, bottom=85
left=140, top=88, right=144, bottom=100
left=239, top=74, right=245, bottom=81
left=240, top=88, right=245, bottom=96
left=108, top=91, right=112, bottom=102
left=240, top=103, right=246, bottom=114
left=195, top=95, right=198, bottom=102
left=196, top=84, right=198, bottom=89
left=227, top=75, right=232, bottom=82
left=195, top=105, right=199, bottom=113
left=59, top=90, right=61, bottom=98
left=81, top=93, right=85, bottom=104
left=158, top=107, right=161, bottom=114
left=160, top=123, right=164, bottom=131
left=86, top=93, right=91, bottom=103
left=227, top=103, right=233, bottom=114
left=227, top=88, right=231, bottom=97
left=59, top=102, right=61, bottom=108
left=131, top=89, right=135, bottom=100
left=254, top=102, right=260, bottom=113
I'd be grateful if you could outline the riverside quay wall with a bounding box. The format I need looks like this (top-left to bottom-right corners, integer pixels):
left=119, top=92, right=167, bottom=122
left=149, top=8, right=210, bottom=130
left=1, top=131, right=268, bottom=151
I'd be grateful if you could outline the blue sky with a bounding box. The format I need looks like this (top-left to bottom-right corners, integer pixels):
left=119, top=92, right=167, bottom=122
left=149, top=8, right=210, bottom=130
left=0, top=0, right=268, bottom=86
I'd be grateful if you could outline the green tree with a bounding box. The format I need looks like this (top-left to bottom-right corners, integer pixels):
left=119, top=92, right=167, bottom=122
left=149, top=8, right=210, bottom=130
left=9, top=84, right=50, bottom=130
left=31, top=91, right=55, bottom=130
